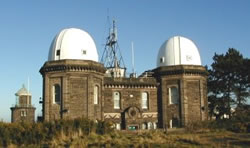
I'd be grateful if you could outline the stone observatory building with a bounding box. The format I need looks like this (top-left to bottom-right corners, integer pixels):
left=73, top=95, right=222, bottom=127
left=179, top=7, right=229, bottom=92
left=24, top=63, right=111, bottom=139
left=39, top=26, right=208, bottom=130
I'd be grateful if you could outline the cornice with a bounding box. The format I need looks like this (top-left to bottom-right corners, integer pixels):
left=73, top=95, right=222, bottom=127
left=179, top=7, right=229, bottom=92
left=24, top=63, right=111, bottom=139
left=40, top=60, right=106, bottom=75
left=153, top=65, right=208, bottom=76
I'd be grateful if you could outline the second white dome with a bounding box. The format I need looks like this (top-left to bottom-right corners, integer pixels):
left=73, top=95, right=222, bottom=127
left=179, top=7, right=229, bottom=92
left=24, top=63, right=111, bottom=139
left=48, top=28, right=98, bottom=62
left=157, top=36, right=201, bottom=67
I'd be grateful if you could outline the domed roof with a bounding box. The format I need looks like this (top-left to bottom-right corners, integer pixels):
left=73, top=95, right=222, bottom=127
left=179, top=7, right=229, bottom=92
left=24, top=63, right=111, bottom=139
left=157, top=36, right=201, bottom=67
left=48, top=28, right=98, bottom=62
left=15, top=85, right=31, bottom=96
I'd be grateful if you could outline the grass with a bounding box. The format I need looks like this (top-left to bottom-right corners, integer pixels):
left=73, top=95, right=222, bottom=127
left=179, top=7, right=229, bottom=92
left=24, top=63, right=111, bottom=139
left=1, top=118, right=250, bottom=147
left=45, top=130, right=250, bottom=148
left=2, top=129, right=250, bottom=147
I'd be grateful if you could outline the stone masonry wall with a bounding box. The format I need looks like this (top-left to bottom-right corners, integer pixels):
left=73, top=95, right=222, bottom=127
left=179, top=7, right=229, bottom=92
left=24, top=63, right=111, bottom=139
left=103, top=77, right=158, bottom=129
left=41, top=60, right=105, bottom=122
left=153, top=65, right=208, bottom=128
left=11, top=107, right=35, bottom=123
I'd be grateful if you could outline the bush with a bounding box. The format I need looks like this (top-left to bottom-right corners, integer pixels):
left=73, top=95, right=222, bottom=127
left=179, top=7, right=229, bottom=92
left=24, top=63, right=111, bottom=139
left=96, top=120, right=114, bottom=135
left=0, top=118, right=114, bottom=147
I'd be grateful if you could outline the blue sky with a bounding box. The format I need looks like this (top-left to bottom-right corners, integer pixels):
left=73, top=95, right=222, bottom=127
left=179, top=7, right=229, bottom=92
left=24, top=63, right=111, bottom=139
left=0, top=1, right=249, bottom=122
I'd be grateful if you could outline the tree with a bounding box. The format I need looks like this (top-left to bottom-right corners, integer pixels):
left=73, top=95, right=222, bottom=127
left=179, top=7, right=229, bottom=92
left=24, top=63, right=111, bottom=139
left=208, top=48, right=250, bottom=119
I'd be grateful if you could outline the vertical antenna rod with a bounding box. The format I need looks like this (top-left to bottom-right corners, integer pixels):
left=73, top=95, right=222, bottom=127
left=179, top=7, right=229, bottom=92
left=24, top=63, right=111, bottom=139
left=28, top=77, right=30, bottom=93
left=131, top=42, right=135, bottom=74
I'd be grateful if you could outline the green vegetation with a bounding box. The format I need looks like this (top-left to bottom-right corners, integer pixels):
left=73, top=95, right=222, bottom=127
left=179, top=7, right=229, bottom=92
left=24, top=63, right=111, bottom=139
left=0, top=118, right=250, bottom=147
left=0, top=118, right=113, bottom=147
left=208, top=48, right=250, bottom=119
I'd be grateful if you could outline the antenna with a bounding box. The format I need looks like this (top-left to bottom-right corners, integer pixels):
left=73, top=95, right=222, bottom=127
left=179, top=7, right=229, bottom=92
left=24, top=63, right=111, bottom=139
left=131, top=42, right=135, bottom=74
left=101, top=19, right=126, bottom=78
left=130, top=42, right=137, bottom=78
left=107, top=8, right=109, bottom=22
left=27, top=77, right=30, bottom=93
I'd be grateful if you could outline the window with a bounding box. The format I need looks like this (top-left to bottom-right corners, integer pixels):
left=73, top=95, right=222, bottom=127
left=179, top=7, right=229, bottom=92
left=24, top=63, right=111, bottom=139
left=82, top=50, right=87, bottom=55
left=147, top=122, right=153, bottom=129
left=53, top=84, right=61, bottom=104
left=142, top=123, right=147, bottom=130
left=141, top=92, right=149, bottom=109
left=160, top=57, right=165, bottom=63
left=21, top=110, right=26, bottom=117
left=169, top=87, right=179, bottom=104
left=113, top=92, right=120, bottom=109
left=56, top=50, right=60, bottom=56
left=116, top=123, right=121, bottom=130
left=153, top=122, right=157, bottom=129
left=94, top=85, right=99, bottom=104
left=169, top=120, right=173, bottom=128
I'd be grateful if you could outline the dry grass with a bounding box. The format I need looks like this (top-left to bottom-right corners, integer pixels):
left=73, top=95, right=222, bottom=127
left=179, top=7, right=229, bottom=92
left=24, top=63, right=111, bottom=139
left=2, top=121, right=250, bottom=148
left=4, top=130, right=250, bottom=147
left=44, top=130, right=250, bottom=148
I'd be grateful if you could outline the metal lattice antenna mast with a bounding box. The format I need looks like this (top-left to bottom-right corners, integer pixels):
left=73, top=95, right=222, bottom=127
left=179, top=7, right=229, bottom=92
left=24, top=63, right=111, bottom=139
left=101, top=19, right=126, bottom=77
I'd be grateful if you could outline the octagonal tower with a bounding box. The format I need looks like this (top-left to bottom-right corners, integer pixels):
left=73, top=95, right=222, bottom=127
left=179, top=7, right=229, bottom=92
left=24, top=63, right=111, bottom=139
left=154, top=36, right=208, bottom=129
left=40, top=28, right=105, bottom=121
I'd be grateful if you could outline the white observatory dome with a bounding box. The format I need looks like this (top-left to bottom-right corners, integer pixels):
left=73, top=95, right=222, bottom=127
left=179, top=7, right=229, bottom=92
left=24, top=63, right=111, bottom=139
left=48, top=28, right=98, bottom=62
left=157, top=36, right=201, bottom=67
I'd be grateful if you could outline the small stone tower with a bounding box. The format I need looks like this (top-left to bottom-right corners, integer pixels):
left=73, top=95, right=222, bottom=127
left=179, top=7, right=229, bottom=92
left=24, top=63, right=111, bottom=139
left=10, top=85, right=36, bottom=123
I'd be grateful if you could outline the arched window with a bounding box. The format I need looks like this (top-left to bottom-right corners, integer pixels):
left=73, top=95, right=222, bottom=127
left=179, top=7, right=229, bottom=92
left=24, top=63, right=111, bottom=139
left=141, top=92, right=149, bottom=109
left=53, top=84, right=61, bottom=104
left=169, top=119, right=173, bottom=128
left=21, top=110, right=27, bottom=117
left=113, top=92, right=120, bottom=109
left=147, top=122, right=153, bottom=129
left=169, top=87, right=179, bottom=104
left=153, top=122, right=157, bottom=129
left=94, top=85, right=99, bottom=104
left=116, top=123, right=121, bottom=130
left=160, top=57, right=165, bottom=63
left=142, top=123, right=147, bottom=130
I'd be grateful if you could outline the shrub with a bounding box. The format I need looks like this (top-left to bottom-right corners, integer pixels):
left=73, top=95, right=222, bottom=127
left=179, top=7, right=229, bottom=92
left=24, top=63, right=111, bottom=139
left=96, top=120, right=114, bottom=135
left=0, top=118, right=109, bottom=147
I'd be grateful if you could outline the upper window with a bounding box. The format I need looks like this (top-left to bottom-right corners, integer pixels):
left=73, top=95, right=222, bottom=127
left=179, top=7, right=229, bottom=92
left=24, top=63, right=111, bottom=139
left=56, top=50, right=60, bottom=56
left=169, top=87, right=179, bottom=104
left=21, top=110, right=27, bottom=117
left=160, top=57, right=165, bottom=63
left=113, top=92, right=121, bottom=109
left=94, top=85, right=99, bottom=104
left=53, top=84, right=61, bottom=104
left=141, top=92, right=149, bottom=109
left=82, top=50, right=87, bottom=55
